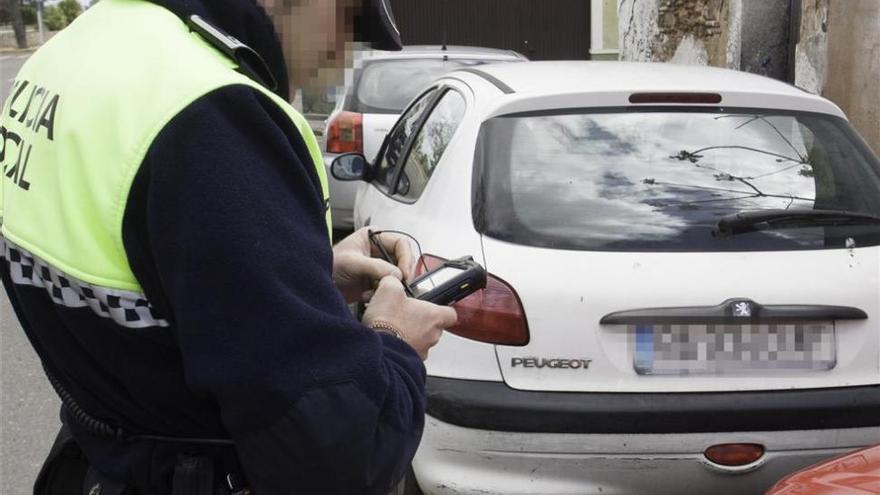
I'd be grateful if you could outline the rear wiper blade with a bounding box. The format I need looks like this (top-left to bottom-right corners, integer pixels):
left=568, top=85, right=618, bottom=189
left=713, top=209, right=880, bottom=238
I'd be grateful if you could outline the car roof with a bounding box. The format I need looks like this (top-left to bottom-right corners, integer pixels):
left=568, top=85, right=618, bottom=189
left=359, top=45, right=526, bottom=61
left=460, top=61, right=807, bottom=96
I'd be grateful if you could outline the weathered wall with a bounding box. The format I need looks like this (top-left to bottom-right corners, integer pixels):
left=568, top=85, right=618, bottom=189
left=619, top=0, right=740, bottom=67
left=619, top=0, right=662, bottom=61
left=794, top=0, right=827, bottom=94
left=740, top=1, right=792, bottom=79
left=656, top=0, right=730, bottom=66
left=823, top=0, right=879, bottom=154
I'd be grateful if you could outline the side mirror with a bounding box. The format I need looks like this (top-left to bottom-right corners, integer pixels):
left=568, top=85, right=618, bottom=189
left=331, top=153, right=371, bottom=182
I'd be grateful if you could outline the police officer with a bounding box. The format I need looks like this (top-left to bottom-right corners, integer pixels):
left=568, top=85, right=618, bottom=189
left=0, top=0, right=457, bottom=493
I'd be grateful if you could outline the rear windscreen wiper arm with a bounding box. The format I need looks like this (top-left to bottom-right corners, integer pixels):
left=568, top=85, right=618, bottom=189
left=713, top=209, right=880, bottom=238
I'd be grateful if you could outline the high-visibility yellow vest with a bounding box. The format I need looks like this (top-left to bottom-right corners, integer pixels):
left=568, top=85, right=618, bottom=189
left=0, top=0, right=331, bottom=311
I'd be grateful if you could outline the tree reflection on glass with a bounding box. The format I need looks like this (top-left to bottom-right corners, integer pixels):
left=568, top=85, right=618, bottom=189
left=477, top=108, right=880, bottom=251
left=399, top=91, right=466, bottom=201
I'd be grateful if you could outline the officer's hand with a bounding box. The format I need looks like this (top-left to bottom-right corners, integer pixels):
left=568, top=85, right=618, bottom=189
left=332, top=228, right=416, bottom=303
left=362, top=276, right=458, bottom=360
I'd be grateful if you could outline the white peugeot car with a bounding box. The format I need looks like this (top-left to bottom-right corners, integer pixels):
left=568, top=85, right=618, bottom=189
left=322, top=46, right=525, bottom=229
left=332, top=62, right=880, bottom=494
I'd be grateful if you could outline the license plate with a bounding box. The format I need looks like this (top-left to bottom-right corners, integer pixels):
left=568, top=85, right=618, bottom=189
left=633, top=323, right=836, bottom=375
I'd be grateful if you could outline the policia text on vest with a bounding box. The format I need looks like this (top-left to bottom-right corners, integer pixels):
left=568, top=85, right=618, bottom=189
left=0, top=0, right=331, bottom=296
left=1, top=80, right=61, bottom=191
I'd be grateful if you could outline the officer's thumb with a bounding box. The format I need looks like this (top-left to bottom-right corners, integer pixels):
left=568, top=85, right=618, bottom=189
left=408, top=296, right=459, bottom=329
left=374, top=275, right=408, bottom=299
left=437, top=305, right=459, bottom=329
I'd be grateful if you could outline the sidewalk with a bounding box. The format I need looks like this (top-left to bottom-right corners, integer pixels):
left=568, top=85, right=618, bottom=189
left=0, top=47, right=36, bottom=55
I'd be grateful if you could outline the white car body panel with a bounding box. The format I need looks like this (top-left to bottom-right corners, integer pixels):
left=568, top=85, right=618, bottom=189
left=485, top=240, right=879, bottom=393
left=362, top=113, right=398, bottom=162
left=415, top=419, right=880, bottom=495
left=475, top=62, right=844, bottom=118
left=424, top=333, right=504, bottom=382
left=485, top=90, right=845, bottom=121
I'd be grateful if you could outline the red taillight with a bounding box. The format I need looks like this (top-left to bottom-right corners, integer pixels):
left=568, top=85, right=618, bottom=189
left=629, top=92, right=723, bottom=104
left=416, top=255, right=529, bottom=346
left=326, top=111, right=363, bottom=153
left=704, top=444, right=765, bottom=467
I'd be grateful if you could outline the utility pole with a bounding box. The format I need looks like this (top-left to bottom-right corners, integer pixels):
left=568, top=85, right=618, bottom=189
left=441, top=0, right=447, bottom=54
left=36, top=0, right=44, bottom=44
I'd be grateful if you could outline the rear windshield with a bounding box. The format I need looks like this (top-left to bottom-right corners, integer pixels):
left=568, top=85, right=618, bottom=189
left=349, top=58, right=502, bottom=114
left=473, top=108, right=880, bottom=251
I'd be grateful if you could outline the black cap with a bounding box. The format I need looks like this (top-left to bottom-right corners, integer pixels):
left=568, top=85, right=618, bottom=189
left=357, top=0, right=403, bottom=51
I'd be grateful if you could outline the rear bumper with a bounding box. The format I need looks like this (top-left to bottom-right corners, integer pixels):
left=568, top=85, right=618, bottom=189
left=414, top=417, right=880, bottom=495
left=426, top=377, right=880, bottom=433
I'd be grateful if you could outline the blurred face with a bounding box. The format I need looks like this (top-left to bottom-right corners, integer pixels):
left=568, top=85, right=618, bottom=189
left=259, top=0, right=361, bottom=92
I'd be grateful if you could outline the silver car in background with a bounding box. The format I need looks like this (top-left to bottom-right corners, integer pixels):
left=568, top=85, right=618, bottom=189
left=323, top=45, right=526, bottom=229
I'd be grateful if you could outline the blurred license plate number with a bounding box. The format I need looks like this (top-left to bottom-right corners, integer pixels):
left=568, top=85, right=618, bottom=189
left=633, top=323, right=836, bottom=375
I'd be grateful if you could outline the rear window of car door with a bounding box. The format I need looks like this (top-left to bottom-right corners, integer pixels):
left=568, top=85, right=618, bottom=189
left=397, top=90, right=467, bottom=202
left=373, top=89, right=439, bottom=191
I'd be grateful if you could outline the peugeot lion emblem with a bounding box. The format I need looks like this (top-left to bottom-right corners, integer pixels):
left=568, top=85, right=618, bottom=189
left=732, top=301, right=753, bottom=317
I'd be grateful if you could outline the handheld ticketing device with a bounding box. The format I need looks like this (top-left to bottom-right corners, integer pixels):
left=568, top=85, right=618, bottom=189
left=409, top=256, right=487, bottom=306
left=367, top=230, right=487, bottom=306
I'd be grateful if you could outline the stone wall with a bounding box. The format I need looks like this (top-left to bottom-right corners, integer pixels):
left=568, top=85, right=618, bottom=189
left=619, top=0, right=741, bottom=67
left=657, top=0, right=729, bottom=66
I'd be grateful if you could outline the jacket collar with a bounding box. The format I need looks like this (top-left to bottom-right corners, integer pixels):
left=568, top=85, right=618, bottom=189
left=145, top=0, right=290, bottom=100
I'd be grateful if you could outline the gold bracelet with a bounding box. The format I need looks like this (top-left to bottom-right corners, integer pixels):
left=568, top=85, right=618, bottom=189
left=369, top=321, right=404, bottom=340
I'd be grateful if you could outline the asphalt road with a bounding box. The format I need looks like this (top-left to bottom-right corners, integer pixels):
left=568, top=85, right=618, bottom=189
left=0, top=50, right=61, bottom=495
left=0, top=51, right=31, bottom=101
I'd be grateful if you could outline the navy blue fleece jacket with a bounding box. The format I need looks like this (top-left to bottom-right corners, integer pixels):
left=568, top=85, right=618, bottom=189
left=0, top=0, right=427, bottom=493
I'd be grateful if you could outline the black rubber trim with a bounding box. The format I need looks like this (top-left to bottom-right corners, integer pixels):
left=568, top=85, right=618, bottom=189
left=426, top=377, right=880, bottom=433
left=456, top=68, right=515, bottom=94
left=600, top=299, right=867, bottom=325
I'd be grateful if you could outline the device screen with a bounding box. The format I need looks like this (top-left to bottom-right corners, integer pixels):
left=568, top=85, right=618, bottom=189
left=410, top=266, right=467, bottom=298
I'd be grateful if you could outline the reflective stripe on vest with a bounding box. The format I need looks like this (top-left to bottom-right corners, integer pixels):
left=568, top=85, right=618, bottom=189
left=2, top=238, right=170, bottom=328
left=0, top=0, right=331, bottom=308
